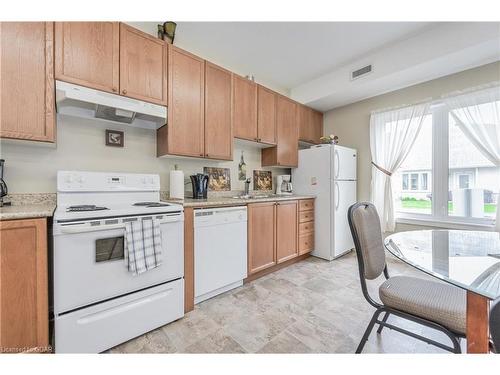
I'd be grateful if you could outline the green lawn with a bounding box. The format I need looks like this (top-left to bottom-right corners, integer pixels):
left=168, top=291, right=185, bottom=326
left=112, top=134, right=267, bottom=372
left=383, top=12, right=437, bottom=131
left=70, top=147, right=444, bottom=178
left=400, top=198, right=496, bottom=213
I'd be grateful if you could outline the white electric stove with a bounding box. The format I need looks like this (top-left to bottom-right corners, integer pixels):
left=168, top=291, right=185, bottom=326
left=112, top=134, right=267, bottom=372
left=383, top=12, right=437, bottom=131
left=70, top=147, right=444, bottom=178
left=53, top=171, right=185, bottom=353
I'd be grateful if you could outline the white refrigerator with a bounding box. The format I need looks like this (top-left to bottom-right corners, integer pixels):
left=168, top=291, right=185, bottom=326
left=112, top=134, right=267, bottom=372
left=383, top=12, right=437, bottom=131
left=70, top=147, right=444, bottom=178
left=292, top=144, right=357, bottom=260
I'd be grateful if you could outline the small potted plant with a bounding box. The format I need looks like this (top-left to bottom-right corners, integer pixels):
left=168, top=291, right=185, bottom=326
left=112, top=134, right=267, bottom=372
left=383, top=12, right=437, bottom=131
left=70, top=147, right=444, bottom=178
left=319, top=134, right=339, bottom=144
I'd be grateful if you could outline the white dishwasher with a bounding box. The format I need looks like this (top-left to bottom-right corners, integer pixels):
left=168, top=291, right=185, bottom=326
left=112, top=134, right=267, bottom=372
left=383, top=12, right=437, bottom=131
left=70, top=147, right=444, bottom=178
left=194, top=206, right=248, bottom=304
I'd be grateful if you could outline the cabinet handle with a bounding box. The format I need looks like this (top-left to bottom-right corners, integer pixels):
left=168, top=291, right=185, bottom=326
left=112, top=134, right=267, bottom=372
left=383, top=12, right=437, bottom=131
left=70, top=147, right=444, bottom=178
left=199, top=153, right=204, bottom=157
left=122, top=89, right=127, bottom=95
left=112, top=87, right=117, bottom=92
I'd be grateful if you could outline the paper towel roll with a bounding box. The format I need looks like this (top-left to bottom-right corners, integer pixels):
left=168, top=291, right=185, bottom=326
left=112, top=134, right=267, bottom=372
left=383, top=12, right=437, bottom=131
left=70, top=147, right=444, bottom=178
left=169, top=170, right=184, bottom=199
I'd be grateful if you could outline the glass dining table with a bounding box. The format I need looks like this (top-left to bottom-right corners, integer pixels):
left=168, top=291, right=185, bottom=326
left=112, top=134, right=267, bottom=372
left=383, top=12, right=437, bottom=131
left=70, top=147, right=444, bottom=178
left=384, top=230, right=500, bottom=353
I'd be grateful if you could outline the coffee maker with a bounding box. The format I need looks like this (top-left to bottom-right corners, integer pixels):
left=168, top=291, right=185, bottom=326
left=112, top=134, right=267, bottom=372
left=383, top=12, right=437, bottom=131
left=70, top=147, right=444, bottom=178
left=276, top=175, right=293, bottom=195
left=190, top=173, right=209, bottom=199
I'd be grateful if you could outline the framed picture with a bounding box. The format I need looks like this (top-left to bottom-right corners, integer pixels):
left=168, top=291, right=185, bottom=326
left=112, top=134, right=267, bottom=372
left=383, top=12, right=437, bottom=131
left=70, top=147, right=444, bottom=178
left=253, top=170, right=272, bottom=191
left=105, top=129, right=124, bottom=147
left=203, top=167, right=231, bottom=191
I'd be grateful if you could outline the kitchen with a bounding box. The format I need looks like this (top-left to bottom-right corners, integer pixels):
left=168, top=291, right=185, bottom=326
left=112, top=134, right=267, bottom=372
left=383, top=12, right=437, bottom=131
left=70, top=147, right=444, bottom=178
left=1, top=5, right=500, bottom=369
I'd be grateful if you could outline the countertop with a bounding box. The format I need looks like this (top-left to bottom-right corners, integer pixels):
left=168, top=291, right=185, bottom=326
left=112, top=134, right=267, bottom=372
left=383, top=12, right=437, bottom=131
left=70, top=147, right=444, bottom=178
left=163, top=194, right=315, bottom=208
left=0, top=203, right=56, bottom=221
left=0, top=193, right=56, bottom=221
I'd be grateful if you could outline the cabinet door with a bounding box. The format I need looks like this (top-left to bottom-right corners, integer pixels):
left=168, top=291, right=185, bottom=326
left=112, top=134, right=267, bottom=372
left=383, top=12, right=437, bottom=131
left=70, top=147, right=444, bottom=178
left=0, top=218, right=48, bottom=351
left=233, top=75, right=257, bottom=141
left=276, top=96, right=298, bottom=167
left=257, top=85, right=277, bottom=145
left=0, top=22, right=55, bottom=142
left=276, top=200, right=298, bottom=263
left=158, top=46, right=205, bottom=157
left=248, top=202, right=276, bottom=275
left=297, top=105, right=311, bottom=142
left=310, top=109, right=323, bottom=144
left=120, top=23, right=167, bottom=105
left=204, top=62, right=233, bottom=160
left=55, top=22, right=119, bottom=93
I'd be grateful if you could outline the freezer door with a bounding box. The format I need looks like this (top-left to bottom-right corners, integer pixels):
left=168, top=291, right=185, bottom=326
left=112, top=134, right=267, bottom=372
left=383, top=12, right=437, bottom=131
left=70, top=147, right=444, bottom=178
left=332, top=145, right=357, bottom=181
left=333, top=180, right=356, bottom=257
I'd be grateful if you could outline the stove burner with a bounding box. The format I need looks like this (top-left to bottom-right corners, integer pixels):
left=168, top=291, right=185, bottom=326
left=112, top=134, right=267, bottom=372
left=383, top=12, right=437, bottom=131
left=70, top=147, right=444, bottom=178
left=67, top=205, right=109, bottom=212
left=133, top=202, right=171, bottom=208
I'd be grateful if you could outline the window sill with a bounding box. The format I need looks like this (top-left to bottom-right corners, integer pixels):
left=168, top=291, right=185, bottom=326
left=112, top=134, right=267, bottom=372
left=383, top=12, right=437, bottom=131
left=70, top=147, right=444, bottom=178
left=395, top=216, right=496, bottom=231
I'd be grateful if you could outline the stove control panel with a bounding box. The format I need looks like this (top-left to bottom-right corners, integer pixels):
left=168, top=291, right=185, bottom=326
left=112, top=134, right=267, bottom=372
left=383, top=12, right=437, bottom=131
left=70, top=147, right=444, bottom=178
left=57, top=171, right=160, bottom=192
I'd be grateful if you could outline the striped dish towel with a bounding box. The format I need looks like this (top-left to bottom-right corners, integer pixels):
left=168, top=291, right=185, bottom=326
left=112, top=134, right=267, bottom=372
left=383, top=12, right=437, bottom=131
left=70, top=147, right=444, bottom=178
left=124, top=218, right=162, bottom=275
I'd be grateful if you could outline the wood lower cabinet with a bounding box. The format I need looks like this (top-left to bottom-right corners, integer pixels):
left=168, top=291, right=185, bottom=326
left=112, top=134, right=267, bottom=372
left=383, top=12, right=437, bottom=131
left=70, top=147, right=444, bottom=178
left=0, top=218, right=48, bottom=351
left=119, top=23, right=167, bottom=105
left=55, top=22, right=119, bottom=94
left=298, top=199, right=315, bottom=255
left=276, top=201, right=299, bottom=263
left=0, top=22, right=55, bottom=142
left=261, top=95, right=298, bottom=167
left=248, top=202, right=276, bottom=274
left=204, top=62, right=233, bottom=160
left=158, top=46, right=205, bottom=158
left=233, top=75, right=258, bottom=141
left=257, top=85, right=277, bottom=145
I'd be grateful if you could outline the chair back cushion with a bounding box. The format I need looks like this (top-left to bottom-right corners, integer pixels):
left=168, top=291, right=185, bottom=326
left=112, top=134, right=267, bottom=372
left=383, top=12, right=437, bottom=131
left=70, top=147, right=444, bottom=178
left=348, top=202, right=386, bottom=280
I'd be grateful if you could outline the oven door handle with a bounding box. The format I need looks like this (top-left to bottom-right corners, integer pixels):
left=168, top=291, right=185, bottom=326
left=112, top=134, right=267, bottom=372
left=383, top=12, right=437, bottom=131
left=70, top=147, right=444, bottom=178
left=57, top=217, right=181, bottom=234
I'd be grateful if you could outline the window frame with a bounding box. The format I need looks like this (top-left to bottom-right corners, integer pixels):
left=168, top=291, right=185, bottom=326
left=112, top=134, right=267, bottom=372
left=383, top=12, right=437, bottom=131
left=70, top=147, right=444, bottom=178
left=395, top=102, right=496, bottom=229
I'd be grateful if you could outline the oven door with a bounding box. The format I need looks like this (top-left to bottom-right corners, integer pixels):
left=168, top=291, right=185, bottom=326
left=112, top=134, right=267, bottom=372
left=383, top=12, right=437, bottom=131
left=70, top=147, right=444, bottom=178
left=53, top=213, right=184, bottom=314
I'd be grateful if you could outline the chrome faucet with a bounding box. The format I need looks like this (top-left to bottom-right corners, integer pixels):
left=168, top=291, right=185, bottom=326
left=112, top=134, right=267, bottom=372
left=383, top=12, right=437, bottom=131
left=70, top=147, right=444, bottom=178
left=244, top=178, right=251, bottom=196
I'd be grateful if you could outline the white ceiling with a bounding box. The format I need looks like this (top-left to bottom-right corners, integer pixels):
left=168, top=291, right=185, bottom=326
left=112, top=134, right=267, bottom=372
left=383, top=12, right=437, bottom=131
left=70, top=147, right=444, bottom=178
left=173, top=22, right=435, bottom=89
left=130, top=21, right=500, bottom=111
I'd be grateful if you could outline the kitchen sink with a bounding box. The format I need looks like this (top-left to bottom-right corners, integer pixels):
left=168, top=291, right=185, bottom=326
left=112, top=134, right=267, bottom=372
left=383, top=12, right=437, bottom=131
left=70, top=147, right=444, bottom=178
left=231, top=194, right=273, bottom=200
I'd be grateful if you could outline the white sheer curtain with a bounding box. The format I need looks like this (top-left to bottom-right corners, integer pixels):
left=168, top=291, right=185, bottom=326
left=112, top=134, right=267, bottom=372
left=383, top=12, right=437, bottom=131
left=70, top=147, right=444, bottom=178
left=370, top=103, right=430, bottom=232
left=444, top=84, right=500, bottom=231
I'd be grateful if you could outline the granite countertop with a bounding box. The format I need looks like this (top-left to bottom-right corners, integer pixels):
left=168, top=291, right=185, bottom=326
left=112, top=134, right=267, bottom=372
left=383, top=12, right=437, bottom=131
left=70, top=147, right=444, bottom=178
left=163, top=194, right=315, bottom=208
left=0, top=193, right=56, bottom=221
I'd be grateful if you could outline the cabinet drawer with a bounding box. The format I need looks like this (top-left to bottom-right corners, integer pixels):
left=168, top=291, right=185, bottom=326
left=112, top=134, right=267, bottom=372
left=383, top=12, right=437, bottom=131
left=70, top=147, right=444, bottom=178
left=299, top=233, right=314, bottom=254
left=299, top=221, right=314, bottom=235
left=299, top=210, right=314, bottom=223
left=299, top=199, right=314, bottom=211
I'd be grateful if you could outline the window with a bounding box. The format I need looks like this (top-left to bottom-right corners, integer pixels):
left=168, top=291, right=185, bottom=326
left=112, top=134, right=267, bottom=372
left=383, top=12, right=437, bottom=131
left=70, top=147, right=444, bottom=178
left=394, top=99, right=499, bottom=226
left=402, top=174, right=408, bottom=190
left=421, top=173, right=428, bottom=190
left=393, top=115, right=432, bottom=215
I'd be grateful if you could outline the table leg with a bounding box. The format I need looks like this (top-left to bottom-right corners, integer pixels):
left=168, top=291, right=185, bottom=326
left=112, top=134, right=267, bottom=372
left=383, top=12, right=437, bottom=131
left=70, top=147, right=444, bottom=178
left=466, top=291, right=490, bottom=353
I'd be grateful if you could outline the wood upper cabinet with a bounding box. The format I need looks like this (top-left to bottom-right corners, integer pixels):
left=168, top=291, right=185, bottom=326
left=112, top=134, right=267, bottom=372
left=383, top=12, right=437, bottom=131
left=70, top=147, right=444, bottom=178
left=0, top=22, right=55, bottom=142
left=298, top=105, right=323, bottom=144
left=119, top=23, right=167, bottom=105
left=55, top=22, right=119, bottom=93
left=257, top=85, right=277, bottom=145
left=157, top=46, right=205, bottom=157
left=310, top=109, right=323, bottom=144
left=262, top=95, right=298, bottom=167
left=276, top=200, right=299, bottom=263
left=248, top=202, right=276, bottom=275
left=0, top=218, right=48, bottom=351
left=233, top=75, right=258, bottom=141
left=204, top=62, right=233, bottom=160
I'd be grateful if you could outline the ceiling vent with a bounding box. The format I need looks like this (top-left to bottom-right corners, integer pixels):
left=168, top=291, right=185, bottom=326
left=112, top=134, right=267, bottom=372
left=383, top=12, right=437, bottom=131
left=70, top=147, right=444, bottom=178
left=351, top=65, right=372, bottom=80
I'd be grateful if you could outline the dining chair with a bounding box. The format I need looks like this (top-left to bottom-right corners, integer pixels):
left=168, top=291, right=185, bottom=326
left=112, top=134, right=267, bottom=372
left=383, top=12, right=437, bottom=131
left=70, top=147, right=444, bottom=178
left=491, top=297, right=500, bottom=353
left=347, top=202, right=466, bottom=353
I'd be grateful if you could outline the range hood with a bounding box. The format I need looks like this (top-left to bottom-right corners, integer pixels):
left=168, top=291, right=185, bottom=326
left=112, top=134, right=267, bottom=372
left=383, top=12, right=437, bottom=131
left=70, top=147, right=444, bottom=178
left=55, top=81, right=167, bottom=129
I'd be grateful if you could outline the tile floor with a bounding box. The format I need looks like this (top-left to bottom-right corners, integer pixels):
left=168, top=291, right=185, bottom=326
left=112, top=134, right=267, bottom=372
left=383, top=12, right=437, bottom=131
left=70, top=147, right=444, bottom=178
left=108, top=251, right=464, bottom=354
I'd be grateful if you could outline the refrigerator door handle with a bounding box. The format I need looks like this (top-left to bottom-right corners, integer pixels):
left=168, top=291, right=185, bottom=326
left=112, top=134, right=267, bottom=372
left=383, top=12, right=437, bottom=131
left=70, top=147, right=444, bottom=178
left=334, top=149, right=340, bottom=179
left=335, top=181, right=340, bottom=211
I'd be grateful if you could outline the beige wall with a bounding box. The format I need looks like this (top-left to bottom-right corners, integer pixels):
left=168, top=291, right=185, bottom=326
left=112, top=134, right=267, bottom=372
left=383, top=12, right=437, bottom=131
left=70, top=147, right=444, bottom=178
left=0, top=115, right=287, bottom=194
left=323, top=61, right=500, bottom=207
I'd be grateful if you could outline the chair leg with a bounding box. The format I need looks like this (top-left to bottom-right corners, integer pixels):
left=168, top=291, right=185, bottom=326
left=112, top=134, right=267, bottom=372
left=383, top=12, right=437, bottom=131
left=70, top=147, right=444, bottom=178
left=377, top=312, right=390, bottom=334
left=356, top=309, right=382, bottom=354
